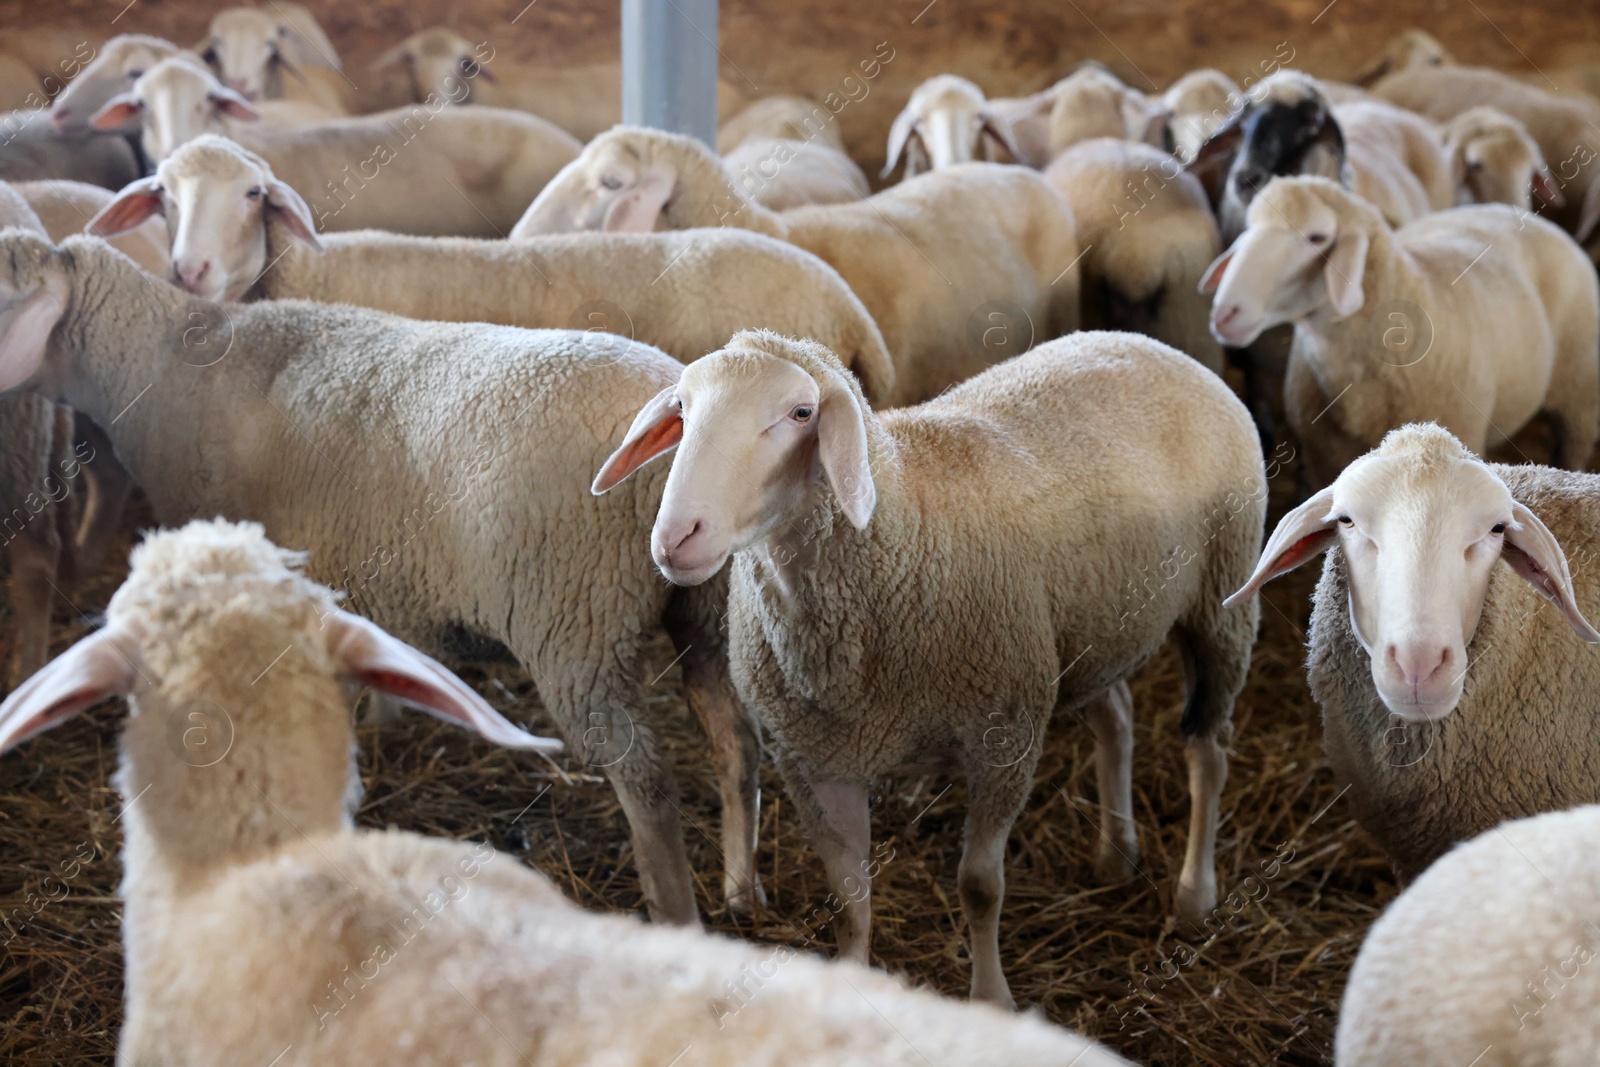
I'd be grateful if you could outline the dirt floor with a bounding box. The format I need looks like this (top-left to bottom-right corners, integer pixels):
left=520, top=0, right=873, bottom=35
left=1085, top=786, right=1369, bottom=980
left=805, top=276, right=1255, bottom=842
left=1, top=0, right=1596, bottom=1063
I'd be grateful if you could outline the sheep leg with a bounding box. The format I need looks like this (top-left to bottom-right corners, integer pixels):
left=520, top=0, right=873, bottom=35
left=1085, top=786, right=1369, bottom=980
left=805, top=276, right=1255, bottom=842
left=678, top=646, right=764, bottom=914
left=71, top=411, right=135, bottom=581
left=6, top=524, right=60, bottom=688
left=961, top=754, right=1034, bottom=1009
left=664, top=592, right=764, bottom=915
left=807, top=779, right=873, bottom=965
left=1082, top=680, right=1138, bottom=883
left=597, top=728, right=702, bottom=928
left=1176, top=734, right=1226, bottom=924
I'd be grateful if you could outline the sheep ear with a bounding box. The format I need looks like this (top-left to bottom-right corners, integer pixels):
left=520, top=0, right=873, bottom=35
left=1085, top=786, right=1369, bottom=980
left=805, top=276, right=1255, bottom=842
left=0, top=628, right=137, bottom=756
left=324, top=610, right=564, bottom=752
left=1502, top=502, right=1600, bottom=642
left=817, top=368, right=875, bottom=529
left=265, top=178, right=322, bottom=249
left=1224, top=486, right=1337, bottom=608
left=209, top=89, right=260, bottom=122
left=87, top=177, right=165, bottom=236
left=601, top=169, right=674, bottom=233
left=977, top=110, right=1024, bottom=163
left=1323, top=229, right=1368, bottom=317
left=1578, top=180, right=1600, bottom=245
left=0, top=279, right=67, bottom=393
left=1532, top=168, right=1564, bottom=209
left=1198, top=241, right=1237, bottom=294
left=1187, top=113, right=1245, bottom=173
left=90, top=94, right=143, bottom=131
left=593, top=384, right=682, bottom=493
left=882, top=105, right=918, bottom=178
left=370, top=42, right=413, bottom=73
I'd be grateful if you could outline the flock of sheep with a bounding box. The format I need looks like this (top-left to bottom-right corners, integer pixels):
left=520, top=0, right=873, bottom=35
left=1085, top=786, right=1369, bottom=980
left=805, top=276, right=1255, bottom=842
left=0, top=7, right=1598, bottom=1064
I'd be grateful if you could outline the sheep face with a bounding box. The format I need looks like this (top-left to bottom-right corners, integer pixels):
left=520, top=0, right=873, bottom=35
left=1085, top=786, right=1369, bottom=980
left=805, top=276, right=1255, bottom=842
left=883, top=75, right=1015, bottom=178
left=1226, top=425, right=1600, bottom=720
left=593, top=338, right=875, bottom=586
left=517, top=140, right=676, bottom=234
left=1202, top=179, right=1361, bottom=346
left=202, top=8, right=292, bottom=100
left=1446, top=111, right=1558, bottom=211
left=90, top=136, right=322, bottom=302
left=90, top=58, right=260, bottom=165
left=50, top=36, right=180, bottom=135
left=374, top=29, right=486, bottom=106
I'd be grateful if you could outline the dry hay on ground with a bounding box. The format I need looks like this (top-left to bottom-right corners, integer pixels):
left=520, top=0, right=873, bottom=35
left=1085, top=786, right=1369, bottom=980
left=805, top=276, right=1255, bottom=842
left=0, top=457, right=1399, bottom=1067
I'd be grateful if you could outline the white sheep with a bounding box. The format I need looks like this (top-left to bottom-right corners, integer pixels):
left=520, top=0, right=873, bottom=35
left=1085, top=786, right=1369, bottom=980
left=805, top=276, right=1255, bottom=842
left=718, top=94, right=846, bottom=153
left=89, top=135, right=895, bottom=403
left=0, top=517, right=1130, bottom=1067
left=1226, top=423, right=1600, bottom=878
left=1440, top=106, right=1563, bottom=213
left=0, top=182, right=72, bottom=688
left=1192, top=70, right=1453, bottom=243
left=594, top=328, right=1264, bottom=1006
left=722, top=136, right=870, bottom=210
left=1158, top=68, right=1242, bottom=163
left=1373, top=64, right=1600, bottom=235
left=880, top=74, right=1025, bottom=178
left=200, top=3, right=348, bottom=113
left=1336, top=804, right=1600, bottom=1067
left=1202, top=176, right=1599, bottom=486
left=511, top=126, right=1082, bottom=404
left=1045, top=66, right=1164, bottom=158
left=1042, top=137, right=1225, bottom=373
left=91, top=56, right=581, bottom=236
left=18, top=178, right=169, bottom=274
left=0, top=108, right=139, bottom=190
left=48, top=33, right=183, bottom=136
left=1351, top=28, right=1455, bottom=86
left=371, top=26, right=746, bottom=142
left=0, top=226, right=765, bottom=925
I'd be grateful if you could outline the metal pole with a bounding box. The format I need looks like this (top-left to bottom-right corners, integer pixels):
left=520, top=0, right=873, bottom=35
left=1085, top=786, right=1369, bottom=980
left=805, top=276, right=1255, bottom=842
left=621, top=0, right=720, bottom=147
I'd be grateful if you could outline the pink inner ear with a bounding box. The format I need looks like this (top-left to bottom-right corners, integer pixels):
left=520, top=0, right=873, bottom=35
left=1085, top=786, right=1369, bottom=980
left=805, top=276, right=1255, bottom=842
left=1199, top=250, right=1233, bottom=293
left=594, top=415, right=683, bottom=492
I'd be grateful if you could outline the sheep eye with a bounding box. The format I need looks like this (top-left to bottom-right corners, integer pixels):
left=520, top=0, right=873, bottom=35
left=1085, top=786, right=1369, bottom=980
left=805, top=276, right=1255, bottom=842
left=600, top=176, right=624, bottom=191
left=201, top=48, right=218, bottom=65
left=1491, top=522, right=1507, bottom=535
left=672, top=397, right=683, bottom=411
left=246, top=187, right=264, bottom=199
left=1337, top=515, right=1354, bottom=527
left=126, top=69, right=143, bottom=79
left=1308, top=233, right=1330, bottom=245
left=791, top=405, right=814, bottom=422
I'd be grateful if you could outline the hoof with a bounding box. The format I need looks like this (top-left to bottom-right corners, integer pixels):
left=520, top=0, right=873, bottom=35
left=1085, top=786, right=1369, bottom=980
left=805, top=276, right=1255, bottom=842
left=725, top=874, right=768, bottom=916
left=1095, top=835, right=1140, bottom=884
left=1175, top=875, right=1218, bottom=928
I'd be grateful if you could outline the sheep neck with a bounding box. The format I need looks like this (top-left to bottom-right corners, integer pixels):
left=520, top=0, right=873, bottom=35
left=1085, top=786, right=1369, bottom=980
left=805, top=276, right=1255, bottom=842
left=662, top=143, right=788, bottom=239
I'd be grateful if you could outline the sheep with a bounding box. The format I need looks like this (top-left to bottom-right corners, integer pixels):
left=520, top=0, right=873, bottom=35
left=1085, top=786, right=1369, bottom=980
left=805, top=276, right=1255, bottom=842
left=594, top=328, right=1264, bottom=1006
left=0, top=182, right=73, bottom=689
left=1045, top=66, right=1164, bottom=158
left=1372, top=65, right=1600, bottom=234
left=0, top=226, right=767, bottom=926
left=512, top=126, right=1082, bottom=405
left=1042, top=137, right=1225, bottom=373
left=880, top=74, right=1025, bottom=178
left=723, top=136, right=870, bottom=210
left=1351, top=29, right=1455, bottom=87
left=89, top=135, right=895, bottom=403
left=91, top=56, right=581, bottom=237
left=1440, top=106, right=1563, bottom=213
left=984, top=88, right=1056, bottom=168
left=48, top=34, right=184, bottom=137
left=718, top=94, right=846, bottom=153
left=1203, top=176, right=1600, bottom=487
left=17, top=178, right=168, bottom=273
left=1158, top=68, right=1243, bottom=163
left=1190, top=70, right=1453, bottom=244
left=1224, top=424, right=1600, bottom=882
left=1335, top=804, right=1600, bottom=1067
left=0, top=108, right=139, bottom=189
left=200, top=2, right=349, bottom=114
left=371, top=27, right=746, bottom=142
left=0, top=518, right=1131, bottom=1067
